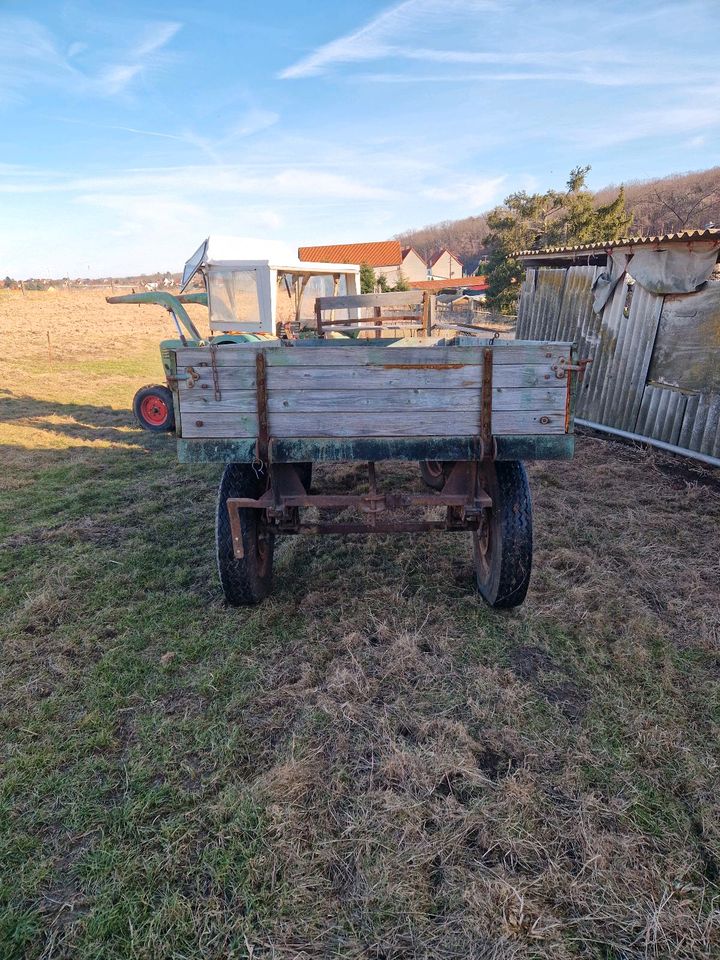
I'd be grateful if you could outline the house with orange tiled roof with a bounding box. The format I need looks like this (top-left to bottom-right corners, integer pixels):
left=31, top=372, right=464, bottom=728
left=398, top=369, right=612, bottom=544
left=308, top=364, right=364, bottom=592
left=298, top=240, right=428, bottom=285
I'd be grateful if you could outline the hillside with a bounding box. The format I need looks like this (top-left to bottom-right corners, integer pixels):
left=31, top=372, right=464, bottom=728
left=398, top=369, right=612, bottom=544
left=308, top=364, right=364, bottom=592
left=397, top=166, right=720, bottom=272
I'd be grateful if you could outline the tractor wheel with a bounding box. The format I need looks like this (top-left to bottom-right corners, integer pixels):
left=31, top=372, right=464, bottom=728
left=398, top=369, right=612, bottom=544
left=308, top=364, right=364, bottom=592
left=133, top=385, right=175, bottom=432
left=419, top=460, right=451, bottom=490
left=216, top=463, right=275, bottom=606
left=473, top=460, right=532, bottom=609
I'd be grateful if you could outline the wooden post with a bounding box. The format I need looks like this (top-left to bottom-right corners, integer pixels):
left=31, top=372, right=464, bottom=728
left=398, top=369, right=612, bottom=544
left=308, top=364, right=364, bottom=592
left=374, top=305, right=382, bottom=340
left=422, top=292, right=431, bottom=336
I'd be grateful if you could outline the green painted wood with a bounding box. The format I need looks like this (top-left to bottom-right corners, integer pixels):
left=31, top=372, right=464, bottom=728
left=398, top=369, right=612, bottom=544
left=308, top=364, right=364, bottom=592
left=177, top=438, right=257, bottom=463
left=175, top=434, right=574, bottom=464
left=271, top=437, right=484, bottom=462
left=494, top=434, right=574, bottom=460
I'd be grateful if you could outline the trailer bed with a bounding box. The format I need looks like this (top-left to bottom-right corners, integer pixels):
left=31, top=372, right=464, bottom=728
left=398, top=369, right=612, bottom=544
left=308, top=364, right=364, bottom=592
left=169, top=339, right=577, bottom=460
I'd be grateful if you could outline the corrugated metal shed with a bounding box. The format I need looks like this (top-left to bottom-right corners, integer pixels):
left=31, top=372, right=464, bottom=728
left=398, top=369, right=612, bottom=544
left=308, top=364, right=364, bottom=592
left=514, top=227, right=720, bottom=259
left=516, top=234, right=720, bottom=466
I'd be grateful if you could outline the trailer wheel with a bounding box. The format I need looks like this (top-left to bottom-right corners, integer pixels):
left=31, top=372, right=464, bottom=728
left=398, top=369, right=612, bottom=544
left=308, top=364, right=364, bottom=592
left=473, top=460, right=532, bottom=609
left=133, top=385, right=175, bottom=432
left=216, top=464, right=275, bottom=606
left=419, top=460, right=450, bottom=490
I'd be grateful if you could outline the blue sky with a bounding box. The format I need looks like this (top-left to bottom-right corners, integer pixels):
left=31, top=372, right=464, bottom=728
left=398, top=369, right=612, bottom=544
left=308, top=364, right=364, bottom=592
left=1, top=0, right=718, bottom=277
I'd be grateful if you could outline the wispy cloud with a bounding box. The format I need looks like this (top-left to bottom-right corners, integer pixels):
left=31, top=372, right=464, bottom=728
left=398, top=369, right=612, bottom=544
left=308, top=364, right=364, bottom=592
left=223, top=109, right=280, bottom=140
left=280, top=0, right=495, bottom=79
left=278, top=0, right=712, bottom=88
left=94, top=21, right=181, bottom=95
left=0, top=14, right=181, bottom=102
left=576, top=103, right=720, bottom=149
left=422, top=176, right=506, bottom=208
left=357, top=69, right=713, bottom=88
left=56, top=107, right=281, bottom=164
left=0, top=162, right=394, bottom=201
left=278, top=0, right=632, bottom=81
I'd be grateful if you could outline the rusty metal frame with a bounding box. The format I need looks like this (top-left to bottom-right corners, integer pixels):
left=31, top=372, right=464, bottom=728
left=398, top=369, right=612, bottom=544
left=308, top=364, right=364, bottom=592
left=225, top=460, right=492, bottom=557
left=227, top=502, right=245, bottom=560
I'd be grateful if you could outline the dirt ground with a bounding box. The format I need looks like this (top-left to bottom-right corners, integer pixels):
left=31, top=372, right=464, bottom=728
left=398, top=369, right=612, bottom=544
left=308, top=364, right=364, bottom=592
left=1, top=289, right=719, bottom=959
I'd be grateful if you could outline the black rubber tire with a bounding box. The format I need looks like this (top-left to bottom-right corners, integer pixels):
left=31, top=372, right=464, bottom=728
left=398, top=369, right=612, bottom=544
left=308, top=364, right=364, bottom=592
left=216, top=464, right=275, bottom=606
left=473, top=460, right=532, bottom=609
left=296, top=462, right=313, bottom=492
left=419, top=460, right=451, bottom=490
left=133, top=384, right=176, bottom=432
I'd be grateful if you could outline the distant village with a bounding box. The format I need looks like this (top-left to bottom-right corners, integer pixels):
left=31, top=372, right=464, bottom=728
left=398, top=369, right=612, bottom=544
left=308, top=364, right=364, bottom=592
left=2, top=238, right=489, bottom=302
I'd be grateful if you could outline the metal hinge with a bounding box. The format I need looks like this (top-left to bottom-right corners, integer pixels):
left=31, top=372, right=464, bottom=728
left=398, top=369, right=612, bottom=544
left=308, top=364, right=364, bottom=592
left=552, top=358, right=593, bottom=380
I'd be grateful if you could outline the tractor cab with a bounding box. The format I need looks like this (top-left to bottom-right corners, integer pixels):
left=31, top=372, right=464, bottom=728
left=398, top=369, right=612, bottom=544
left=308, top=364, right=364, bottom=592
left=108, top=236, right=361, bottom=344
left=107, top=236, right=361, bottom=430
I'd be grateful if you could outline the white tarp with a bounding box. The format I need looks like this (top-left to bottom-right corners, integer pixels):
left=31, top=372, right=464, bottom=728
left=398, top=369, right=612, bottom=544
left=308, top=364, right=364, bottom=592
left=625, top=246, right=718, bottom=295
left=593, top=245, right=719, bottom=312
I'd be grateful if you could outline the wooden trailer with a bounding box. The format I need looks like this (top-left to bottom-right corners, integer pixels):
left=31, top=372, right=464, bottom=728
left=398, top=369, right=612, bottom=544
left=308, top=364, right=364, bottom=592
left=109, top=237, right=584, bottom=609
left=171, top=336, right=579, bottom=608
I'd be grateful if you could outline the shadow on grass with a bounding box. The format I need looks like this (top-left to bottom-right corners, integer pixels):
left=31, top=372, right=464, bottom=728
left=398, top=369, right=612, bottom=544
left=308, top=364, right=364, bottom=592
left=0, top=389, right=171, bottom=451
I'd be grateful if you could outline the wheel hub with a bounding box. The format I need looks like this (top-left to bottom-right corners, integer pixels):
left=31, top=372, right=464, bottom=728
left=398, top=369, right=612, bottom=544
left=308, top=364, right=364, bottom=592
left=140, top=395, right=169, bottom=425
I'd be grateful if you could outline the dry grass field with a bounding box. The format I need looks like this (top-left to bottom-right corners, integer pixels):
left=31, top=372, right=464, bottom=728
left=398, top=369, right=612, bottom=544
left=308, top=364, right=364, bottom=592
left=1, top=288, right=719, bottom=959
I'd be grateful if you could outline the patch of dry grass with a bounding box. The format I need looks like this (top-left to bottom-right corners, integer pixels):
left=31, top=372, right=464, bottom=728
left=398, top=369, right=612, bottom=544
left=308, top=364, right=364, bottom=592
left=1, top=290, right=719, bottom=958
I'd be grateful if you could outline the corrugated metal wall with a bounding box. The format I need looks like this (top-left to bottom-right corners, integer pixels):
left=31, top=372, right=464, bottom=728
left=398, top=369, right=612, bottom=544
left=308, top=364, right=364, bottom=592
left=517, top=263, right=720, bottom=463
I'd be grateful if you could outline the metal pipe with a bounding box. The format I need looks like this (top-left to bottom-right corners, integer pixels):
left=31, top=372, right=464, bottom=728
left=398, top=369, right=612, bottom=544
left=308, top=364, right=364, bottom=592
left=576, top=418, right=720, bottom=469
left=278, top=521, right=479, bottom=535
left=106, top=291, right=202, bottom=340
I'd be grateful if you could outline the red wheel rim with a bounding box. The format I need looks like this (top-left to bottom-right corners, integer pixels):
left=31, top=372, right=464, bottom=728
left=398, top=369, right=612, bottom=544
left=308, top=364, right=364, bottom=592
left=140, top=394, right=169, bottom=426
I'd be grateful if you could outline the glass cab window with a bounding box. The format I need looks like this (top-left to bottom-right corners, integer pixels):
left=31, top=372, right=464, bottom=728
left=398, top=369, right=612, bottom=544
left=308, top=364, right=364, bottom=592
left=207, top=268, right=261, bottom=331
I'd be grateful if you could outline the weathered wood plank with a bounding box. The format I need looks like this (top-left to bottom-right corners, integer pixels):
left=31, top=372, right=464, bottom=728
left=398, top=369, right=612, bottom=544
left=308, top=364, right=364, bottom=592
left=180, top=409, right=565, bottom=439
left=177, top=363, right=566, bottom=392
left=179, top=386, right=566, bottom=414
left=316, top=291, right=425, bottom=310
left=319, top=319, right=422, bottom=331
left=173, top=342, right=573, bottom=368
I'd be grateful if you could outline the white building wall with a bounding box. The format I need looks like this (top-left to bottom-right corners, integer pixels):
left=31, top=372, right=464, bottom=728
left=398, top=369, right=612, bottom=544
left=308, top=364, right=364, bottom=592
left=374, top=265, right=401, bottom=284
left=430, top=251, right=463, bottom=279
left=400, top=249, right=428, bottom=281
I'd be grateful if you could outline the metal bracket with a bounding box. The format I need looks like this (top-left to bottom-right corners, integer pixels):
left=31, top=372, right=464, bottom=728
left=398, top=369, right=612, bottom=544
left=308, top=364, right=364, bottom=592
left=480, top=347, right=493, bottom=456
left=166, top=366, right=200, bottom=389
left=255, top=350, right=270, bottom=468
left=209, top=346, right=222, bottom=401
left=227, top=501, right=245, bottom=559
